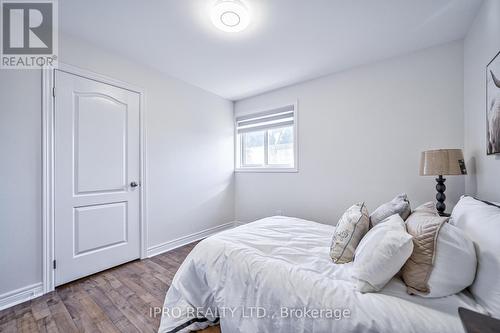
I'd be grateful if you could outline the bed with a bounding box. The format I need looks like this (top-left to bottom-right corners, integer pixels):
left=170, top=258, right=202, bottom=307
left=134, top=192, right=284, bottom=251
left=158, top=215, right=486, bottom=333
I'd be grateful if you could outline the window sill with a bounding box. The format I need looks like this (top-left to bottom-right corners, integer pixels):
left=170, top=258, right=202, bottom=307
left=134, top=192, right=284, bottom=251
left=235, top=167, right=298, bottom=173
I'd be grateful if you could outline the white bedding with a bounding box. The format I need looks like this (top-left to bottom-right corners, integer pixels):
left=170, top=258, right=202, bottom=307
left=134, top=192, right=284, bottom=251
left=159, top=216, right=485, bottom=333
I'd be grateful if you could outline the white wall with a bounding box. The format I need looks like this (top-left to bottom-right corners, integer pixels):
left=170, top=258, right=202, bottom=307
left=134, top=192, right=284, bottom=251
left=0, top=70, right=43, bottom=297
left=464, top=0, right=500, bottom=202
left=235, top=41, right=465, bottom=224
left=0, top=34, right=234, bottom=296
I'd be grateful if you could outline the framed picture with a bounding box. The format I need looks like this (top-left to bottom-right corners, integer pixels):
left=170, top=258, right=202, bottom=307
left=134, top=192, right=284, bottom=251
left=487, top=50, right=500, bottom=155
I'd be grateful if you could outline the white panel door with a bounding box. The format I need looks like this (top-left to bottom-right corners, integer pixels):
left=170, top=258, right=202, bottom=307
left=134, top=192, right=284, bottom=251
left=54, top=69, right=141, bottom=286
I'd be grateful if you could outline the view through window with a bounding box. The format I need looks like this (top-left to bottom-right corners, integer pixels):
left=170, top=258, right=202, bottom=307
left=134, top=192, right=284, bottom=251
left=236, top=104, right=296, bottom=170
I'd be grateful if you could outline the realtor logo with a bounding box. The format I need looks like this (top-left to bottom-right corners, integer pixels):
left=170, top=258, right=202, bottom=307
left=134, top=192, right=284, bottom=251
left=1, top=0, right=58, bottom=68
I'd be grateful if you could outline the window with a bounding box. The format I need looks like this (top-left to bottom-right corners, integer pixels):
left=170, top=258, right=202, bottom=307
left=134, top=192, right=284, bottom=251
left=236, top=104, right=297, bottom=171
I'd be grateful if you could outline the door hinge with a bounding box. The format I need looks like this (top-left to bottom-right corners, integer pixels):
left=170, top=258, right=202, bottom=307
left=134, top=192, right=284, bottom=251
left=52, top=87, right=56, bottom=98
left=53, top=260, right=56, bottom=269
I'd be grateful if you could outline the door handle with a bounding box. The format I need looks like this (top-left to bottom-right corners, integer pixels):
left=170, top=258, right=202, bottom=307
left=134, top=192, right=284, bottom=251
left=130, top=181, right=139, bottom=188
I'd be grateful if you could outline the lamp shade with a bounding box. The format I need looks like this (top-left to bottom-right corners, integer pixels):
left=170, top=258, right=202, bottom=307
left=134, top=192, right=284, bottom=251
left=419, top=149, right=467, bottom=176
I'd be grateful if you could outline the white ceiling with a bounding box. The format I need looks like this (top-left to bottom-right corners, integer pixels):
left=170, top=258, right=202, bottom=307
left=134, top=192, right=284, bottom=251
left=60, top=0, right=482, bottom=101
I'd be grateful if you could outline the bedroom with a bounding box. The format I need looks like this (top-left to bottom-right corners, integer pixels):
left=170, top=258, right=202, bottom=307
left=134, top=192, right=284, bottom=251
left=0, top=0, right=499, bottom=332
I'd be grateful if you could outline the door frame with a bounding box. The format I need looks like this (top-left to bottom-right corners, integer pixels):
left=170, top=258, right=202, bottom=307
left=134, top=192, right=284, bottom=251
left=42, top=63, right=148, bottom=293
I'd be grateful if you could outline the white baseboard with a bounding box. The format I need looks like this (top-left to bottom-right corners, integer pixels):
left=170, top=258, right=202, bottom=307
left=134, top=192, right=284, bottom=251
left=0, top=223, right=238, bottom=311
left=146, top=221, right=237, bottom=258
left=233, top=221, right=246, bottom=227
left=0, top=282, right=44, bottom=311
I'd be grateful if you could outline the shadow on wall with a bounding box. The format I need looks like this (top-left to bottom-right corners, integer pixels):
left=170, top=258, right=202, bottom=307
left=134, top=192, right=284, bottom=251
left=170, top=176, right=235, bottom=234
left=467, top=151, right=500, bottom=198
left=467, top=156, right=478, bottom=196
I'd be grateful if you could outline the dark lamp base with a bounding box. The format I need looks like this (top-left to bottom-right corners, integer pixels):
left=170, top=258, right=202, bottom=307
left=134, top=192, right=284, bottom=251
left=435, top=175, right=447, bottom=216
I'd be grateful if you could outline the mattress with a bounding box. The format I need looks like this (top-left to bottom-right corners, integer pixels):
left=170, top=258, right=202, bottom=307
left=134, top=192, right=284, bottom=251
left=159, top=216, right=485, bottom=333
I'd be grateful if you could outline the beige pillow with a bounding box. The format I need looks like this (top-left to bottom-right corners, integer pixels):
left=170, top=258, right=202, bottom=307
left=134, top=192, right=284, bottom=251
left=330, top=203, right=370, bottom=264
left=401, top=202, right=449, bottom=295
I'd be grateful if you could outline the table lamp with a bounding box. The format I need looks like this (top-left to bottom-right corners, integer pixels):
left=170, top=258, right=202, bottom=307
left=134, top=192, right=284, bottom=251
left=419, top=149, right=467, bottom=216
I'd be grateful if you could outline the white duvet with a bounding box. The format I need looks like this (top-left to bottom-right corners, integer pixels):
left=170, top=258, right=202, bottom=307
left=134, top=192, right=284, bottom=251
left=159, top=216, right=484, bottom=333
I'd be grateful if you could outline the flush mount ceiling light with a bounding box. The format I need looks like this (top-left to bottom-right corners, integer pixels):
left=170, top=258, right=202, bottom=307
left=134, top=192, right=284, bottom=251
left=211, top=0, right=250, bottom=33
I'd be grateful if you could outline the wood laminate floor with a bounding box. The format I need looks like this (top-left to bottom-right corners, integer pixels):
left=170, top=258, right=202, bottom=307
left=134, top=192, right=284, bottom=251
left=0, top=241, right=220, bottom=333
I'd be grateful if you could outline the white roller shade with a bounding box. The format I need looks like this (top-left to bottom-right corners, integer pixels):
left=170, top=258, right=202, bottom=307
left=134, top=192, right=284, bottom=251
left=236, top=104, right=295, bottom=134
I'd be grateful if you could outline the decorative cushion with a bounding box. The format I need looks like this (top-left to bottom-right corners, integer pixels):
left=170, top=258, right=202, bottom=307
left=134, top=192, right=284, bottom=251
left=330, top=203, right=370, bottom=264
left=450, top=196, right=500, bottom=317
left=352, top=214, right=414, bottom=292
left=401, top=202, right=449, bottom=295
left=370, top=193, right=411, bottom=227
left=418, top=222, right=476, bottom=298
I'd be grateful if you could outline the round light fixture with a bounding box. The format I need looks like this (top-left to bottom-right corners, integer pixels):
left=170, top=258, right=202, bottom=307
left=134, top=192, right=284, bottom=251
left=211, top=0, right=250, bottom=33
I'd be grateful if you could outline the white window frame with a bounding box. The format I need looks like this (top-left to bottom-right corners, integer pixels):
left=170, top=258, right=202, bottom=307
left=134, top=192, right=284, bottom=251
left=235, top=101, right=298, bottom=173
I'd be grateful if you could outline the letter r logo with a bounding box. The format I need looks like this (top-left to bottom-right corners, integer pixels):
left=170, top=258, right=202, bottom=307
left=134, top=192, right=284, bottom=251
left=2, top=2, right=53, bottom=54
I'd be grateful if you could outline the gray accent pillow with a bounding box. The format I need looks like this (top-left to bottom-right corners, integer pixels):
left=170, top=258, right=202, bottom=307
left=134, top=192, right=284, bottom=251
left=330, top=202, right=370, bottom=264
left=370, top=193, right=411, bottom=227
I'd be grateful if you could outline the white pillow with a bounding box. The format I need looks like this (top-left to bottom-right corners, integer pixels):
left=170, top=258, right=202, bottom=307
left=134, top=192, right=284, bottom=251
left=352, top=214, right=413, bottom=293
left=417, top=222, right=476, bottom=298
left=450, top=196, right=500, bottom=317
